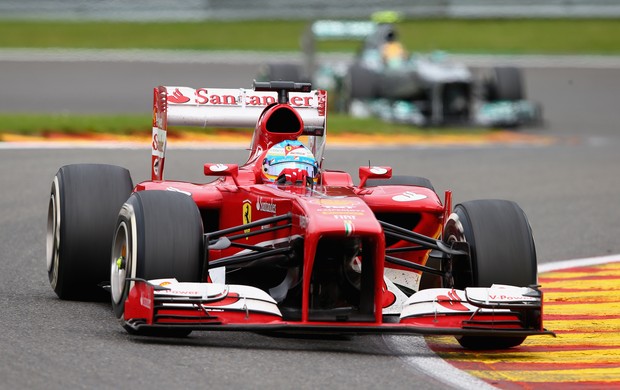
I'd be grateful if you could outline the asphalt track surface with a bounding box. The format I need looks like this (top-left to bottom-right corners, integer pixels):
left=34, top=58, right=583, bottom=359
left=1, top=53, right=620, bottom=389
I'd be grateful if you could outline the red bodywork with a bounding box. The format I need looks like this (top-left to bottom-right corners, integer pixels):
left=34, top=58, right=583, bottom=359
left=121, top=83, right=550, bottom=339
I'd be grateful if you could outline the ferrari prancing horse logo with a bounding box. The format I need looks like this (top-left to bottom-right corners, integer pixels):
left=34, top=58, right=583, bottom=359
left=243, top=201, right=252, bottom=237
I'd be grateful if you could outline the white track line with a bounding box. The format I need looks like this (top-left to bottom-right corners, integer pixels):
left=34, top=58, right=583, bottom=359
left=538, top=254, right=620, bottom=273
left=385, top=334, right=499, bottom=390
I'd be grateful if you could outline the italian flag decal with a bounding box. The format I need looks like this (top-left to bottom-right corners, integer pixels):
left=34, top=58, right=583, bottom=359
left=343, top=220, right=354, bottom=236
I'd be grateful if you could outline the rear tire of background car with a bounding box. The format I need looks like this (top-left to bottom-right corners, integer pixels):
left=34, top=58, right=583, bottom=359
left=110, top=190, right=203, bottom=337
left=342, top=64, right=379, bottom=111
left=443, top=199, right=537, bottom=349
left=378, top=70, right=421, bottom=100
left=47, top=164, right=133, bottom=301
left=486, top=67, right=524, bottom=101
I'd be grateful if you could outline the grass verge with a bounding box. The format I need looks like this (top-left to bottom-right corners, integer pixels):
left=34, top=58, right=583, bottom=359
left=1, top=19, right=620, bottom=54
left=0, top=113, right=487, bottom=137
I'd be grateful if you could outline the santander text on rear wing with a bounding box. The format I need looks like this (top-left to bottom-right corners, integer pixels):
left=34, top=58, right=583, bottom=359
left=151, top=85, right=327, bottom=180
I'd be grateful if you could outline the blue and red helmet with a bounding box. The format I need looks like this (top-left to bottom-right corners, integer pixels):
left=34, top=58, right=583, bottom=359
left=261, top=140, right=318, bottom=184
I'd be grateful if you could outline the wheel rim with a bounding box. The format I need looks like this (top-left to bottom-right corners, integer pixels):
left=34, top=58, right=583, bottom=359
left=111, top=221, right=130, bottom=304
left=46, top=194, right=57, bottom=272
left=444, top=212, right=465, bottom=243
left=46, top=178, right=61, bottom=287
left=442, top=211, right=468, bottom=288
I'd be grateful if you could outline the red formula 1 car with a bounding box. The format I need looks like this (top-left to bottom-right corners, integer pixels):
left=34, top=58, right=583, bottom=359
left=46, top=81, right=553, bottom=349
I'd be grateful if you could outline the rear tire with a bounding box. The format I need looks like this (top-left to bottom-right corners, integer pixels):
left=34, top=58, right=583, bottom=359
left=110, top=190, right=203, bottom=337
left=378, top=70, right=421, bottom=100
left=443, top=199, right=537, bottom=349
left=342, top=64, right=379, bottom=112
left=47, top=164, right=133, bottom=301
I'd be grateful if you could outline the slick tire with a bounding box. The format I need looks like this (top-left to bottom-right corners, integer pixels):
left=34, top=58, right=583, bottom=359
left=443, top=199, right=537, bottom=349
left=110, top=190, right=203, bottom=337
left=47, top=164, right=133, bottom=301
left=343, top=64, right=378, bottom=103
left=486, top=67, right=524, bottom=102
left=378, top=70, right=421, bottom=101
left=444, top=199, right=537, bottom=288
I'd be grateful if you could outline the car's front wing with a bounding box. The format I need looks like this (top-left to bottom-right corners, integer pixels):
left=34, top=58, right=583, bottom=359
left=122, top=279, right=554, bottom=338
left=353, top=98, right=541, bottom=128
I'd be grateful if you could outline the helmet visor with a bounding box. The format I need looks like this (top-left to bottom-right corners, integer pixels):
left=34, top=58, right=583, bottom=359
left=263, top=160, right=316, bottom=182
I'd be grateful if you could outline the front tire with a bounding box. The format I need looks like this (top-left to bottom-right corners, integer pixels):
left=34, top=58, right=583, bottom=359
left=47, top=164, right=133, bottom=301
left=485, top=67, right=524, bottom=102
left=110, top=190, right=203, bottom=336
left=443, top=199, right=537, bottom=349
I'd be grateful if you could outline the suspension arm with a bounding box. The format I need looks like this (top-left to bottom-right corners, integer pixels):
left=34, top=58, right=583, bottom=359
left=379, top=220, right=467, bottom=256
left=385, top=255, right=447, bottom=277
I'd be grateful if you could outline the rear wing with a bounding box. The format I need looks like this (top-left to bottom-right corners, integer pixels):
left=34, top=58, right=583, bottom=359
left=308, top=20, right=376, bottom=41
left=301, top=20, right=377, bottom=82
left=151, top=85, right=327, bottom=181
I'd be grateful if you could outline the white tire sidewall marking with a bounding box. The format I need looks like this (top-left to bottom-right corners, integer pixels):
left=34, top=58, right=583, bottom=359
left=47, top=176, right=61, bottom=287
left=111, top=202, right=138, bottom=305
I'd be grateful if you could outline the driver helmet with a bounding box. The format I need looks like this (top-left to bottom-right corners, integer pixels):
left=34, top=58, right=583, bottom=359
left=261, top=140, right=318, bottom=185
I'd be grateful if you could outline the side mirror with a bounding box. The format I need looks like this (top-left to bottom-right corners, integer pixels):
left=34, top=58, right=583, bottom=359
left=358, top=166, right=392, bottom=188
left=204, top=163, right=239, bottom=186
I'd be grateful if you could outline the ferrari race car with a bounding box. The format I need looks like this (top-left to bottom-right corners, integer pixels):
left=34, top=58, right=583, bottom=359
left=258, top=20, right=542, bottom=128
left=46, top=80, right=552, bottom=349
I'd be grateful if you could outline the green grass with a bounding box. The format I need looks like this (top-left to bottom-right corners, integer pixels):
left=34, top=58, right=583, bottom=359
left=0, top=113, right=485, bottom=137
left=1, top=19, right=620, bottom=54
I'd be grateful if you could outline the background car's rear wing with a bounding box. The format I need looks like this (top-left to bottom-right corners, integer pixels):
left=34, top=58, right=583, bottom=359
left=308, top=20, right=376, bottom=41
left=151, top=85, right=327, bottom=181
left=301, top=20, right=377, bottom=79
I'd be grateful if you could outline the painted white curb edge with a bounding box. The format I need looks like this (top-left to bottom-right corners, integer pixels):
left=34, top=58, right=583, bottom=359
left=538, top=254, right=620, bottom=273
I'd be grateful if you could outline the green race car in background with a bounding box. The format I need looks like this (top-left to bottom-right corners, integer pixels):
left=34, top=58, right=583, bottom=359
left=259, top=19, right=543, bottom=128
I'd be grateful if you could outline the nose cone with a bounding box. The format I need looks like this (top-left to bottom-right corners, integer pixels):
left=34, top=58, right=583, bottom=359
left=300, top=197, right=382, bottom=238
